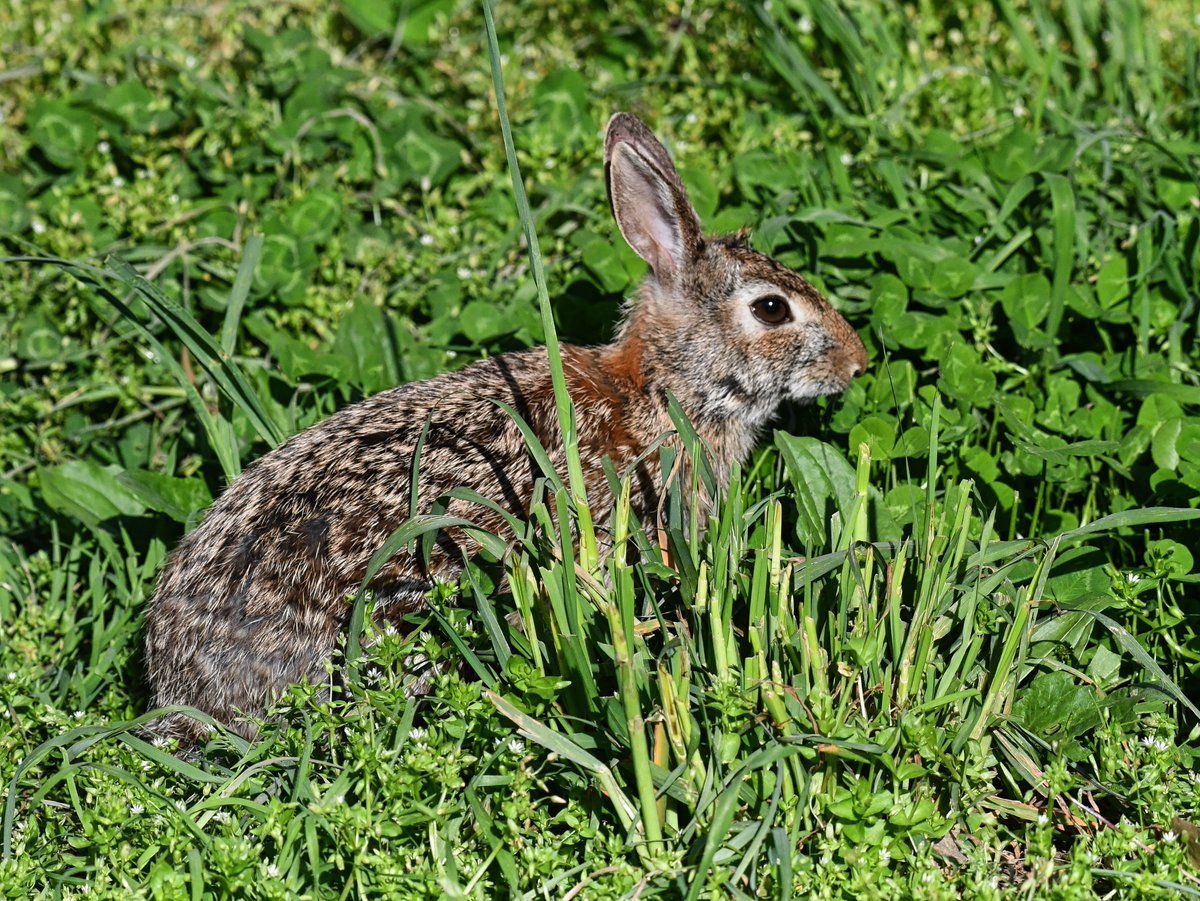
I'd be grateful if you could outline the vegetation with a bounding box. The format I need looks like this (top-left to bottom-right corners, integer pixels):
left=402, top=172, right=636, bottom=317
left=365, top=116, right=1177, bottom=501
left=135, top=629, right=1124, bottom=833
left=2, top=0, right=1199, bottom=896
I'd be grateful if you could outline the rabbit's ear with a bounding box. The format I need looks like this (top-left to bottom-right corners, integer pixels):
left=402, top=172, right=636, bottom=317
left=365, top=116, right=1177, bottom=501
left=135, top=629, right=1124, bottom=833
left=605, top=113, right=702, bottom=280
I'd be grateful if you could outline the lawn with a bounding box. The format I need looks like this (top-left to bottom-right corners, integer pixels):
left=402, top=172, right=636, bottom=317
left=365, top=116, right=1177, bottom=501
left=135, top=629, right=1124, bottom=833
left=2, top=0, right=1200, bottom=897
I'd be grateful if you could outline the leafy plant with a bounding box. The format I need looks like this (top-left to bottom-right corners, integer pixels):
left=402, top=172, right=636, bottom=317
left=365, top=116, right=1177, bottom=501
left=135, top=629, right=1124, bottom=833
left=2, top=0, right=1198, bottom=895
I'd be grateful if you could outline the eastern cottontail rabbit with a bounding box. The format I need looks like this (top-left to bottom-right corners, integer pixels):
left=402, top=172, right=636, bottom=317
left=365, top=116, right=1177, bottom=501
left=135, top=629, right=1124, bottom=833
left=145, top=112, right=868, bottom=742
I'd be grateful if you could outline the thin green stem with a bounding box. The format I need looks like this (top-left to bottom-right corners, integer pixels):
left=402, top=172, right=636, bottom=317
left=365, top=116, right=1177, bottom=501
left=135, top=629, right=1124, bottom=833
left=480, top=0, right=597, bottom=570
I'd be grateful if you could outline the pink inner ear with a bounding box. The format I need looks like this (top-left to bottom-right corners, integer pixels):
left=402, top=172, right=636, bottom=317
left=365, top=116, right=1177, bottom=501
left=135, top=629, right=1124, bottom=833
left=611, top=144, right=683, bottom=277
left=644, top=200, right=681, bottom=269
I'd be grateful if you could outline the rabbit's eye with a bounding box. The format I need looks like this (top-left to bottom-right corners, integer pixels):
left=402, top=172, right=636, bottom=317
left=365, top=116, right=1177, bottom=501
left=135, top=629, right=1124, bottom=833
left=752, top=295, right=791, bottom=325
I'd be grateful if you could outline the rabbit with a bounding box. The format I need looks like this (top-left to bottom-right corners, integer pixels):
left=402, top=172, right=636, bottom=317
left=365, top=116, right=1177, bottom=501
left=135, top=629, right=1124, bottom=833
left=144, top=112, right=869, bottom=743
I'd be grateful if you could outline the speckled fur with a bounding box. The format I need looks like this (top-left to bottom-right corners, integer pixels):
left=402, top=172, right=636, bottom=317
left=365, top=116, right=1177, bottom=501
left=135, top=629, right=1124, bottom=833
left=145, top=113, right=868, bottom=742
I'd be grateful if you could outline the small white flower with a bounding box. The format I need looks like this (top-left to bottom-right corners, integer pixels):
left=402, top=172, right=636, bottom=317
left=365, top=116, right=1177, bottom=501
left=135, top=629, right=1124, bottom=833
left=410, top=727, right=427, bottom=740
left=32, top=220, right=46, bottom=235
left=175, top=800, right=187, bottom=812
left=448, top=224, right=459, bottom=235
left=878, top=847, right=891, bottom=862
left=445, top=350, right=458, bottom=359
left=797, top=15, right=813, bottom=33
left=73, top=710, right=85, bottom=719
left=212, top=810, right=231, bottom=823
left=1012, top=103, right=1027, bottom=118
left=97, top=141, right=110, bottom=154
left=419, top=234, right=434, bottom=247
left=112, top=176, right=125, bottom=188
left=543, top=157, right=556, bottom=169
left=839, top=152, right=853, bottom=166
left=169, top=194, right=180, bottom=204
left=974, top=234, right=984, bottom=245
left=921, top=871, right=933, bottom=884
left=1141, top=735, right=1156, bottom=748
left=507, top=737, right=525, bottom=754
left=1127, top=572, right=1141, bottom=584
left=129, top=803, right=144, bottom=815
left=1155, top=738, right=1170, bottom=752
left=265, top=862, right=281, bottom=878
left=1163, top=831, right=1177, bottom=843
left=685, top=112, right=698, bottom=124
left=1037, top=813, right=1048, bottom=825
left=141, top=760, right=153, bottom=771
left=5, top=672, right=15, bottom=681
left=152, top=735, right=170, bottom=748
left=456, top=266, right=472, bottom=280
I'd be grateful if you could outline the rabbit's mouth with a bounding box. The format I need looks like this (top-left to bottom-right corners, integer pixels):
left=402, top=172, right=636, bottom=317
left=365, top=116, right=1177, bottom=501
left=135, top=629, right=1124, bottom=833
left=785, top=370, right=858, bottom=403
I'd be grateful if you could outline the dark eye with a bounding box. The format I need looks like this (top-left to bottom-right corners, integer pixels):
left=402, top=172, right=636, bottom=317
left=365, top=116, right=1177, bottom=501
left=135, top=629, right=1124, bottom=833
left=751, top=294, right=792, bottom=325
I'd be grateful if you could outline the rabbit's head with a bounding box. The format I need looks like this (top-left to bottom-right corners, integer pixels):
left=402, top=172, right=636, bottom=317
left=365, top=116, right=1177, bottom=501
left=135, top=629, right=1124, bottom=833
left=604, top=113, right=868, bottom=433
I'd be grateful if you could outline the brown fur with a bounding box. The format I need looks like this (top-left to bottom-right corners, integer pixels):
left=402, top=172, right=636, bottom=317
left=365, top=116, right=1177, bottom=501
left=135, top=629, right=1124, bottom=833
left=145, top=113, right=868, bottom=742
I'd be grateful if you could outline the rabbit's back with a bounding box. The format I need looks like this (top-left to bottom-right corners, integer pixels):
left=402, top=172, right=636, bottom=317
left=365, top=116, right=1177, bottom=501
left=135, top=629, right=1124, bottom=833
left=146, top=346, right=650, bottom=740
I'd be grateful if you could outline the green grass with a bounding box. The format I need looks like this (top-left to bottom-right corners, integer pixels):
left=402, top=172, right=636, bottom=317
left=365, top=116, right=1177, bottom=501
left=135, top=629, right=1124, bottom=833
left=3, top=0, right=1200, bottom=896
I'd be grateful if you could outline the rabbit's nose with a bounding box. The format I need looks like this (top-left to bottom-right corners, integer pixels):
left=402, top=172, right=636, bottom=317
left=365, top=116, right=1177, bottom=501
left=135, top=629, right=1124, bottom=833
left=847, top=343, right=869, bottom=379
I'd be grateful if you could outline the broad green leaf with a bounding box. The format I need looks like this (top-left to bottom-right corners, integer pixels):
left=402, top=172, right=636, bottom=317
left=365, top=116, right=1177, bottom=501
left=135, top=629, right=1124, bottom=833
left=28, top=98, right=97, bottom=168
left=1152, top=417, right=1184, bottom=470
left=869, top=274, right=908, bottom=328
left=16, top=310, right=63, bottom=363
left=459, top=300, right=512, bottom=344
left=284, top=191, right=343, bottom=243
left=102, top=80, right=179, bottom=134
left=333, top=296, right=400, bottom=395
left=531, top=68, right=595, bottom=145
left=998, top=273, right=1050, bottom=344
left=0, top=176, right=31, bottom=235
left=938, top=342, right=996, bottom=407
left=848, top=415, right=897, bottom=461
left=879, top=240, right=978, bottom=299
left=775, top=434, right=857, bottom=548
left=1147, top=539, right=1195, bottom=579
left=1012, top=671, right=1102, bottom=741
left=579, top=236, right=633, bottom=294
left=39, top=461, right=147, bottom=526
left=338, top=0, right=398, bottom=35
left=118, top=470, right=213, bottom=524
left=254, top=231, right=312, bottom=304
